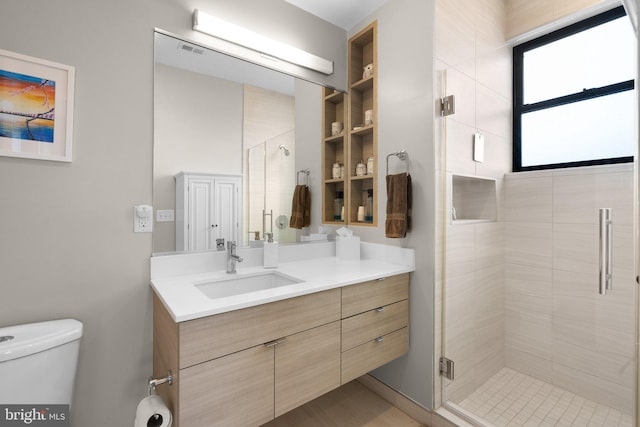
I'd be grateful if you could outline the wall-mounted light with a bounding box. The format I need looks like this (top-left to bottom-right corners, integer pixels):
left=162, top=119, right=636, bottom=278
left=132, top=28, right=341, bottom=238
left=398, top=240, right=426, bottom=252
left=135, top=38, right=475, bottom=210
left=192, top=9, right=334, bottom=75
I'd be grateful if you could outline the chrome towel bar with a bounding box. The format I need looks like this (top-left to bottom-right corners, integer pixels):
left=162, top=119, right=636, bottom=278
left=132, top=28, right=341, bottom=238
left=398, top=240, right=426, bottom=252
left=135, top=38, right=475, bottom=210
left=386, top=150, right=408, bottom=175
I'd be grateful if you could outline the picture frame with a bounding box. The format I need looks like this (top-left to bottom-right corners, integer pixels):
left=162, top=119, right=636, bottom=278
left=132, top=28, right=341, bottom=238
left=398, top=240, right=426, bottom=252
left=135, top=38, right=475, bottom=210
left=0, top=48, right=74, bottom=162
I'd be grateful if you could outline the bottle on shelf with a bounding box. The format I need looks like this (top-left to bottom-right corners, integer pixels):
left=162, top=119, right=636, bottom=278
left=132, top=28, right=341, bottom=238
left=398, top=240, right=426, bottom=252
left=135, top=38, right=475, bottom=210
left=366, top=189, right=373, bottom=222
left=332, top=162, right=342, bottom=180
left=334, top=191, right=344, bottom=221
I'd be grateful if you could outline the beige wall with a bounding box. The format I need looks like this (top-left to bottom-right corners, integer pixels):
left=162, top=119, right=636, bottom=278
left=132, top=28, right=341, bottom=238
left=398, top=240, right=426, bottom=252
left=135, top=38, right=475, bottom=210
left=506, top=0, right=618, bottom=39
left=0, top=1, right=346, bottom=426
left=434, top=0, right=512, bottom=407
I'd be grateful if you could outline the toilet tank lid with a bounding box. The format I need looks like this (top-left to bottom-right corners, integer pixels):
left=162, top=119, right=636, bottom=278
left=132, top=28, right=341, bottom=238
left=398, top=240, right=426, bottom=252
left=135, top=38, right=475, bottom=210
left=0, top=319, right=83, bottom=362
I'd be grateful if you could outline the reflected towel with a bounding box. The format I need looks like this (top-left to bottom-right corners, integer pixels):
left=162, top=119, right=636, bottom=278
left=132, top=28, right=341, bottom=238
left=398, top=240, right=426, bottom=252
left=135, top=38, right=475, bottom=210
left=290, top=185, right=311, bottom=229
left=385, top=173, right=412, bottom=238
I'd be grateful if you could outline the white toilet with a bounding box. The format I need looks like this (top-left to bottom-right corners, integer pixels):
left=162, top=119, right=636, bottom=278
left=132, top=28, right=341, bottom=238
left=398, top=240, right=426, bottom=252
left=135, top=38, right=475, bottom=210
left=0, top=319, right=83, bottom=404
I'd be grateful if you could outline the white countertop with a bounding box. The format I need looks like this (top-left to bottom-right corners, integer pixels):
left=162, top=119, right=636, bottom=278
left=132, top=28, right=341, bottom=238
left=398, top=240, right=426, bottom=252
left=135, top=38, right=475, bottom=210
left=151, top=242, right=415, bottom=322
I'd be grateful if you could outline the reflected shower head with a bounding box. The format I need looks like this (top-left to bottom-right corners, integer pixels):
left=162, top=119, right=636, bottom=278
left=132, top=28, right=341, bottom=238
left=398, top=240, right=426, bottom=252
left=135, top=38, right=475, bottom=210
left=279, top=145, right=290, bottom=156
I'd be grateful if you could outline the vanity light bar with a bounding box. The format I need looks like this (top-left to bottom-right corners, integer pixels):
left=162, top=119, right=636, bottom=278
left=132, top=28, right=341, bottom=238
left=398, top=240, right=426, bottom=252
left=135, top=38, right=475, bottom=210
left=192, top=9, right=334, bottom=75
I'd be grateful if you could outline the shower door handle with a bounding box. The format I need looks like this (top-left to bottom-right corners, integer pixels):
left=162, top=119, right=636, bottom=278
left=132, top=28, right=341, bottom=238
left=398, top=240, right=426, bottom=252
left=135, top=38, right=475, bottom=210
left=599, top=208, right=613, bottom=295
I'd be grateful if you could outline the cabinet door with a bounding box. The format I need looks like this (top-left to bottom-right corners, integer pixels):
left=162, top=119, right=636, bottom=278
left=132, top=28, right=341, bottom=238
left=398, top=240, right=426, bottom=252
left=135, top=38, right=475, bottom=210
left=274, top=321, right=341, bottom=417
left=180, top=344, right=275, bottom=427
left=187, top=178, right=215, bottom=251
left=213, top=178, right=240, bottom=244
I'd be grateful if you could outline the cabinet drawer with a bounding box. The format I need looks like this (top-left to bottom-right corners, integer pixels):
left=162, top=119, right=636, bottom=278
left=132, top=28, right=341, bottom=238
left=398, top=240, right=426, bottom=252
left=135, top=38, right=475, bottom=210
left=179, top=288, right=341, bottom=368
left=341, top=300, right=408, bottom=352
left=180, top=344, right=274, bottom=427
left=341, top=327, right=408, bottom=385
left=341, top=273, right=409, bottom=318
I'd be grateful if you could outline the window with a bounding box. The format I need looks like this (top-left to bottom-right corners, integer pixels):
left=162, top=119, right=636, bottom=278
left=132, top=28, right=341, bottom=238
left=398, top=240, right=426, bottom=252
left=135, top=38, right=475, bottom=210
left=513, top=6, right=636, bottom=171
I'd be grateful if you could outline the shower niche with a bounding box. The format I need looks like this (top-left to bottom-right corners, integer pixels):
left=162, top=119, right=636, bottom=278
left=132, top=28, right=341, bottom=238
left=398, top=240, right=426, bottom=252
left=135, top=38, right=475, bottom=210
left=447, top=173, right=496, bottom=224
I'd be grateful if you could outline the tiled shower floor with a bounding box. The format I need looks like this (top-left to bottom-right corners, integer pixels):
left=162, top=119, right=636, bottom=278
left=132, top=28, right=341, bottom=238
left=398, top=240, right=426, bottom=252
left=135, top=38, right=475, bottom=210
left=457, top=368, right=633, bottom=427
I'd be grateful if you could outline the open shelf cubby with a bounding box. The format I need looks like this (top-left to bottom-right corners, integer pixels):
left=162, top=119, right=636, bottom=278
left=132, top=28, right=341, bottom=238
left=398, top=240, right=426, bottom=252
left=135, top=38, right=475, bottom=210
left=448, top=174, right=497, bottom=224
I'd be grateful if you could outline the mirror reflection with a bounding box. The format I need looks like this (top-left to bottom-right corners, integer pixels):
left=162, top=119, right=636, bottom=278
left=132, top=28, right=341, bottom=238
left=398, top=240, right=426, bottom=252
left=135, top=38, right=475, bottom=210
left=153, top=31, right=323, bottom=254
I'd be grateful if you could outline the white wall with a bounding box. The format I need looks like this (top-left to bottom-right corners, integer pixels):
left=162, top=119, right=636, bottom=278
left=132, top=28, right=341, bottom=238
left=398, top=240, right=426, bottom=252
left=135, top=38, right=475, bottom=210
left=154, top=64, right=243, bottom=253
left=0, top=1, right=345, bottom=426
left=343, top=0, right=437, bottom=409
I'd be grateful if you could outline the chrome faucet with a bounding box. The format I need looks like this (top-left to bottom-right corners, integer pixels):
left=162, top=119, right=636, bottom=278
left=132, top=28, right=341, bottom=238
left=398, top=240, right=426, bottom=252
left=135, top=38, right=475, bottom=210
left=226, top=241, right=243, bottom=274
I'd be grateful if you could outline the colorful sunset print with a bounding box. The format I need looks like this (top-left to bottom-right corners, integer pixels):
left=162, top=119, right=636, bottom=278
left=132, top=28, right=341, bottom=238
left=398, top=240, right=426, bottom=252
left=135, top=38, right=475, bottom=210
left=0, top=69, right=55, bottom=143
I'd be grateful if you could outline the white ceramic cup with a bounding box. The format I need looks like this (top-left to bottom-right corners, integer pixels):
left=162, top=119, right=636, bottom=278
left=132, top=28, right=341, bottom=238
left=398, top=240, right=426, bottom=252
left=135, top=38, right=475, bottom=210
left=357, top=206, right=365, bottom=222
left=364, top=110, right=373, bottom=126
left=331, top=122, right=343, bottom=136
left=363, top=63, right=373, bottom=79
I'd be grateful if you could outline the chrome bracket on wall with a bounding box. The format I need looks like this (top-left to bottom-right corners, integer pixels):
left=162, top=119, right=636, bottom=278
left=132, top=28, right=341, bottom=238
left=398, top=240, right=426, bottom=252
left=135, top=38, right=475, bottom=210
left=440, top=95, right=456, bottom=117
left=439, top=356, right=455, bottom=380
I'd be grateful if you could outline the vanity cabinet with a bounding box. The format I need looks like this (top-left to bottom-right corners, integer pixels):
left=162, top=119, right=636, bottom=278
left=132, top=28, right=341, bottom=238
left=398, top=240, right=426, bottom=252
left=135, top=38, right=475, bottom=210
left=153, top=272, right=409, bottom=427
left=321, top=21, right=377, bottom=227
left=175, top=172, right=241, bottom=252
left=153, top=289, right=341, bottom=427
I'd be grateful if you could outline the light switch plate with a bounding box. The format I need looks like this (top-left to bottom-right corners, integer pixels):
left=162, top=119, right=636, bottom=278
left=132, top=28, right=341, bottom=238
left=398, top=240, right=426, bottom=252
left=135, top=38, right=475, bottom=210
left=156, top=209, right=175, bottom=222
left=473, top=133, right=484, bottom=163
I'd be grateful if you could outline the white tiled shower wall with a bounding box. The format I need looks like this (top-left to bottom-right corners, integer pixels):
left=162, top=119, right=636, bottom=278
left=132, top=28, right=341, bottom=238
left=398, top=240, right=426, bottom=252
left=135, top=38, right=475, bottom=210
left=434, top=0, right=626, bottom=411
left=504, top=164, right=635, bottom=414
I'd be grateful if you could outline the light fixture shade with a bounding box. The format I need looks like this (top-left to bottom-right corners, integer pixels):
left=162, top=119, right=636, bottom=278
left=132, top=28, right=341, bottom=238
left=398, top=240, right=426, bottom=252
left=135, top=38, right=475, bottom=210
left=193, top=9, right=334, bottom=75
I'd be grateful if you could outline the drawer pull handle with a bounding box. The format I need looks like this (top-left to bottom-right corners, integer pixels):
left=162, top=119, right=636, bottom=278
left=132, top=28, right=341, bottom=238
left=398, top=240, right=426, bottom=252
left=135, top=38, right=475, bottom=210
left=376, top=277, right=386, bottom=281
left=375, top=337, right=384, bottom=343
left=375, top=307, right=385, bottom=312
left=264, top=337, right=287, bottom=348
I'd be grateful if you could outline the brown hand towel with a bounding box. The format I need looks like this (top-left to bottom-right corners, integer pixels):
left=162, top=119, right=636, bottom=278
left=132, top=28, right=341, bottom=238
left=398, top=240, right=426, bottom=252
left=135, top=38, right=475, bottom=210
left=303, top=185, right=311, bottom=227
left=290, top=185, right=310, bottom=229
left=385, top=173, right=412, bottom=238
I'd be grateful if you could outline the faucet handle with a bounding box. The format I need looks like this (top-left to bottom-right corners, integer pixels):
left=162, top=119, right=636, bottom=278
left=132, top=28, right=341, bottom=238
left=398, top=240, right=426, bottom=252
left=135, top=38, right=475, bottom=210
left=227, top=241, right=236, bottom=250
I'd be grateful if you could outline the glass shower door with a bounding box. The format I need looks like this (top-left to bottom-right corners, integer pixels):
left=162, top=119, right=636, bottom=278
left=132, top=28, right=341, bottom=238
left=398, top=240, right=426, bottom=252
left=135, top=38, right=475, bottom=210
left=246, top=130, right=296, bottom=245
left=438, top=71, right=638, bottom=427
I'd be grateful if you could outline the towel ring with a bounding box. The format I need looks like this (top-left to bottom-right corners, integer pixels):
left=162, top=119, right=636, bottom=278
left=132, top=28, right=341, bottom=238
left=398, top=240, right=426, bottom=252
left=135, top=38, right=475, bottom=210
left=297, top=169, right=310, bottom=186
left=386, top=150, right=408, bottom=175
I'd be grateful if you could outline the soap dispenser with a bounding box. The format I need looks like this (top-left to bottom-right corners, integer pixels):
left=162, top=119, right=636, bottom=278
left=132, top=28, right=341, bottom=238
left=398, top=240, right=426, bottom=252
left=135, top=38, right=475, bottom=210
left=263, top=233, right=278, bottom=268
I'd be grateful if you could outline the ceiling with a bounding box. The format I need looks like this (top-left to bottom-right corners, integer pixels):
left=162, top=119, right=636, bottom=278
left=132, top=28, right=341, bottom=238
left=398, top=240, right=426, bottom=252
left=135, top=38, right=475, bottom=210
left=284, top=0, right=388, bottom=30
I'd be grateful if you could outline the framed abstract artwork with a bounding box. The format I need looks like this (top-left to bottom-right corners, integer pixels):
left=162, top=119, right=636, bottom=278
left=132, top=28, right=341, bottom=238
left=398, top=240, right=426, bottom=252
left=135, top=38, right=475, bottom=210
left=0, top=49, right=74, bottom=162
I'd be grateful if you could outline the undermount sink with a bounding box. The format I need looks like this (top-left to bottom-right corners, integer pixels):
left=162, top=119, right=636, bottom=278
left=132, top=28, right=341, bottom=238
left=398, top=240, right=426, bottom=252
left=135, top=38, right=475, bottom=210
left=195, top=271, right=304, bottom=299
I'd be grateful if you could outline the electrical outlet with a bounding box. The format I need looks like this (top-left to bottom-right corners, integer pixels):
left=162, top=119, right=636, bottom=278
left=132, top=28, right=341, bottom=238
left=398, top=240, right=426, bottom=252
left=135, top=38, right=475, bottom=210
left=134, top=205, right=153, bottom=233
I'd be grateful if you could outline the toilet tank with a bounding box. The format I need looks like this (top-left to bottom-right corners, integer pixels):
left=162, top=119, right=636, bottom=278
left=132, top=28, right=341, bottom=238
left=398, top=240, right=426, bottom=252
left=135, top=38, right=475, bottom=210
left=0, top=319, right=83, bottom=405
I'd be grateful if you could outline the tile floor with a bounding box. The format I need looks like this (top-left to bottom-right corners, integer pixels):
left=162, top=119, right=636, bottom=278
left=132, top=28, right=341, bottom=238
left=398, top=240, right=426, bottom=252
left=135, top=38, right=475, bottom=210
left=457, top=368, right=633, bottom=427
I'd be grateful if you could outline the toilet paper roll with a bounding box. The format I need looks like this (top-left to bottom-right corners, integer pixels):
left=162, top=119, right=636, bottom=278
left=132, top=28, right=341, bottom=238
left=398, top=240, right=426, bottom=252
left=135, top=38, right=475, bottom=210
left=135, top=395, right=173, bottom=427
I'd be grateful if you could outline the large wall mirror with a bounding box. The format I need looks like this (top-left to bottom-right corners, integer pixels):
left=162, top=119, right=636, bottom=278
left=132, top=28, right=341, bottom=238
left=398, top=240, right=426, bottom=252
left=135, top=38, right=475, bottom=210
left=152, top=31, right=326, bottom=255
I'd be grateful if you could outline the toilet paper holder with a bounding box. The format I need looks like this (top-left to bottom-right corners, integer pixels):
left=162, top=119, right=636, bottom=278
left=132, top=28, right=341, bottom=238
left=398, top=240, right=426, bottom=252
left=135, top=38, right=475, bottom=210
left=148, top=371, right=173, bottom=396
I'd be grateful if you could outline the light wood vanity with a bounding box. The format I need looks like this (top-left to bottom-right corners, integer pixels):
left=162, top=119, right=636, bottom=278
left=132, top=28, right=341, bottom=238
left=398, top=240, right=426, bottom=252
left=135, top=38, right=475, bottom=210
left=153, top=272, right=409, bottom=427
